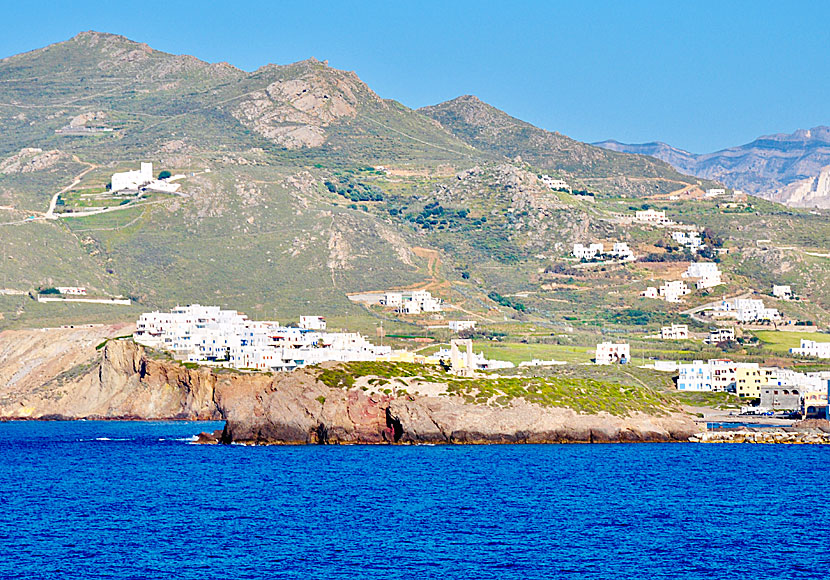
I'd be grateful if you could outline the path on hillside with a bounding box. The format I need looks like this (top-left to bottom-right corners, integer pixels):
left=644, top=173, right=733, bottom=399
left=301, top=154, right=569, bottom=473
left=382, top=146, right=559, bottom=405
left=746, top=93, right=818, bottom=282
left=45, top=156, right=99, bottom=219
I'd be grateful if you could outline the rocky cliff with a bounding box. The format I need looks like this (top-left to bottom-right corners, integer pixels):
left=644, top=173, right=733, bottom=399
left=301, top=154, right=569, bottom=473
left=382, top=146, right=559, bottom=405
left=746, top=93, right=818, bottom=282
left=1, top=337, right=697, bottom=444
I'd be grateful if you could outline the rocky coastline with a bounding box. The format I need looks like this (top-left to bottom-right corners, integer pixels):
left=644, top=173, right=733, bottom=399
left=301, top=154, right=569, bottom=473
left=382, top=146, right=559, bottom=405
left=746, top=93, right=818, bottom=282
left=0, top=339, right=700, bottom=444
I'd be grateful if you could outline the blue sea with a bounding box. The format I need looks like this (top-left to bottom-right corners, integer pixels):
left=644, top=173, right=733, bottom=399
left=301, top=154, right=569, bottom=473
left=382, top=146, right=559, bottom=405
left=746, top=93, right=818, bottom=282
left=1, top=421, right=829, bottom=579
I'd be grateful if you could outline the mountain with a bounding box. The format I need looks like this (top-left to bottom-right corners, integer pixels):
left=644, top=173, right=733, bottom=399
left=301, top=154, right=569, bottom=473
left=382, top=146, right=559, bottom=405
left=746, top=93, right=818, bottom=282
left=595, top=127, right=830, bottom=206
left=420, top=96, right=713, bottom=197
left=4, top=31, right=830, bottom=337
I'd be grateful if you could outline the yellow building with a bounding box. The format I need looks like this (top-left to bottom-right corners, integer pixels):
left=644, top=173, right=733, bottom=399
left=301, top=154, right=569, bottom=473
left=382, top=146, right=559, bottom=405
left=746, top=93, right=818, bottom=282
left=735, top=365, right=778, bottom=398
left=735, top=364, right=762, bottom=398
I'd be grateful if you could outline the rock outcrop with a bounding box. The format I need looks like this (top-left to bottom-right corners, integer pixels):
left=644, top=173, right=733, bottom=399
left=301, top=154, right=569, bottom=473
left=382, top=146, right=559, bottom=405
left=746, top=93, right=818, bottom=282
left=2, top=338, right=697, bottom=444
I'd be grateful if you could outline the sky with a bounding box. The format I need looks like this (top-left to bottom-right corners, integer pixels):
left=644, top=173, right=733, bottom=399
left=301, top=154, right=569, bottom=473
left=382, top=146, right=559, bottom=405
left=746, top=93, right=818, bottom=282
left=2, top=0, right=829, bottom=153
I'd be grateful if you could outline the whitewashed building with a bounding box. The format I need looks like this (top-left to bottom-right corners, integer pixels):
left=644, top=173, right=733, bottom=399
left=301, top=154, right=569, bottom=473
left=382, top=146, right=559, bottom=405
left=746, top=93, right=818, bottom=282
left=381, top=290, right=443, bottom=313
left=448, top=320, right=477, bottom=333
left=682, top=262, right=722, bottom=289
left=55, top=286, right=87, bottom=295
left=705, top=188, right=726, bottom=198
left=299, top=316, right=326, bottom=330
left=540, top=175, right=570, bottom=191
left=660, top=280, right=691, bottom=303
left=634, top=209, right=672, bottom=225
left=112, top=162, right=153, bottom=192
left=660, top=324, right=689, bottom=340
left=704, top=327, right=735, bottom=344
left=678, top=360, right=712, bottom=391
left=572, top=243, right=604, bottom=260
left=791, top=339, right=830, bottom=359
left=595, top=342, right=630, bottom=365
left=610, top=242, right=635, bottom=261
left=772, top=285, right=793, bottom=299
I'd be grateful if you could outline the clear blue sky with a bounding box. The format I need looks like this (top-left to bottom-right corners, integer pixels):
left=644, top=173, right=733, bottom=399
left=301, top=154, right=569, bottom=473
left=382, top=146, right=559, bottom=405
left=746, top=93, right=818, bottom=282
left=2, top=0, right=828, bottom=153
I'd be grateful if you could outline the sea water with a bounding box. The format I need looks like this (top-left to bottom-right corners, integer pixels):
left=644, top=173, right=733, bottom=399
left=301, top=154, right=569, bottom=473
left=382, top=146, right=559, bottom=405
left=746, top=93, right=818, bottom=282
left=1, top=421, right=829, bottom=579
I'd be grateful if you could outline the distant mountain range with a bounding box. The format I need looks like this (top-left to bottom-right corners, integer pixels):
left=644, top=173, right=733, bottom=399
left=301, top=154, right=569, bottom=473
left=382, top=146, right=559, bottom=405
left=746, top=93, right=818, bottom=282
left=596, top=127, right=830, bottom=207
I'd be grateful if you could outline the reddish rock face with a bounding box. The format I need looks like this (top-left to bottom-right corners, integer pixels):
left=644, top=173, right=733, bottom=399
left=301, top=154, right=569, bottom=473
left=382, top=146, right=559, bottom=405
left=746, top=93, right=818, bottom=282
left=4, top=340, right=699, bottom=445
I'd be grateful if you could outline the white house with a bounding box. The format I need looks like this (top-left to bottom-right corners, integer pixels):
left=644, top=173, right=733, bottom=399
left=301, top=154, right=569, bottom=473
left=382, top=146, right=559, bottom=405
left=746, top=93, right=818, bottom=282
left=683, top=262, right=722, bottom=289
left=705, top=188, right=726, bottom=198
left=641, top=286, right=659, bottom=299
left=112, top=162, right=153, bottom=192
left=704, top=327, right=735, bottom=344
left=660, top=324, right=688, bottom=340
left=540, top=175, right=570, bottom=191
left=660, top=280, right=691, bottom=303
left=791, top=339, right=830, bottom=359
left=299, top=316, right=326, bottom=330
left=573, top=243, right=604, bottom=260
left=595, top=342, right=630, bottom=365
left=382, top=289, right=443, bottom=314
left=772, top=285, right=793, bottom=300
left=678, top=360, right=712, bottom=391
left=610, top=242, right=635, bottom=261
left=449, top=320, right=477, bottom=333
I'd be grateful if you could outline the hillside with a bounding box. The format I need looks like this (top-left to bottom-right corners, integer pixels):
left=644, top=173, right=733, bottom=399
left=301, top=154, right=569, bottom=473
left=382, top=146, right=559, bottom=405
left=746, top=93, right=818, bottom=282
left=3, top=31, right=830, bottom=347
left=596, top=127, right=830, bottom=206
left=420, top=96, right=714, bottom=197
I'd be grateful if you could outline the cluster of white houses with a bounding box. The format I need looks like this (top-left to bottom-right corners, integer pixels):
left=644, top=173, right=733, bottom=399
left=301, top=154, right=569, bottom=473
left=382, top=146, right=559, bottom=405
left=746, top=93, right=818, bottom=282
left=133, top=304, right=509, bottom=373
left=671, top=230, right=703, bottom=253
left=711, top=298, right=781, bottom=323
left=641, top=263, right=723, bottom=304
left=134, top=304, right=392, bottom=372
left=572, top=242, right=634, bottom=262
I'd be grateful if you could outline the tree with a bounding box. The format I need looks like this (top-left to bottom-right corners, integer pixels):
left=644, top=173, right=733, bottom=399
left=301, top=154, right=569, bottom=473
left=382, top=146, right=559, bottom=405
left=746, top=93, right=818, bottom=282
left=158, top=170, right=172, bottom=180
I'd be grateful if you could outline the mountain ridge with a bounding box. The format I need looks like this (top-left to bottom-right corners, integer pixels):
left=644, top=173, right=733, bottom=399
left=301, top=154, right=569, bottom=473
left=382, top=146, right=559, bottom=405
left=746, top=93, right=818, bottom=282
left=595, top=127, right=830, bottom=206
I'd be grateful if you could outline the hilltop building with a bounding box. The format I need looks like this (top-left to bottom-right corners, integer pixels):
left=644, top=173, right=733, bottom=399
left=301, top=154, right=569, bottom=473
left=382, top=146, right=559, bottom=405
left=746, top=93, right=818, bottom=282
left=55, top=286, right=87, bottom=295
left=111, top=162, right=154, bottom=192
left=705, top=188, right=726, bottom=198
left=595, top=342, right=630, bottom=365
left=540, top=175, right=570, bottom=191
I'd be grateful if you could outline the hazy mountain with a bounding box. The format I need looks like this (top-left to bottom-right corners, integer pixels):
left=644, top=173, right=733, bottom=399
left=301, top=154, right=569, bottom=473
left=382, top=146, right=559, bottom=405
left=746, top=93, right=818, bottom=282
left=595, top=128, right=830, bottom=206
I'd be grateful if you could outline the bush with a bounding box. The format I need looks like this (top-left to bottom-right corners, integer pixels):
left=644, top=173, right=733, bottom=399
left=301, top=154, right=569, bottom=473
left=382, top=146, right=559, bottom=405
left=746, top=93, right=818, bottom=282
left=158, top=170, right=172, bottom=179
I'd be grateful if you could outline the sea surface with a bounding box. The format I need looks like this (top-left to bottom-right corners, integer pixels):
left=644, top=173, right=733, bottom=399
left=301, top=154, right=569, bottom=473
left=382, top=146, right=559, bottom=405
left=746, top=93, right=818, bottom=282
left=1, top=421, right=829, bottom=579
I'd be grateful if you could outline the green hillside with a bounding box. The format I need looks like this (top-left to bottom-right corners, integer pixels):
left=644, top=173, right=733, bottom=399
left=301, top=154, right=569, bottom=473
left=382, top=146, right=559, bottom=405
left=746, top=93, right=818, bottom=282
left=2, top=30, right=830, bottom=360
